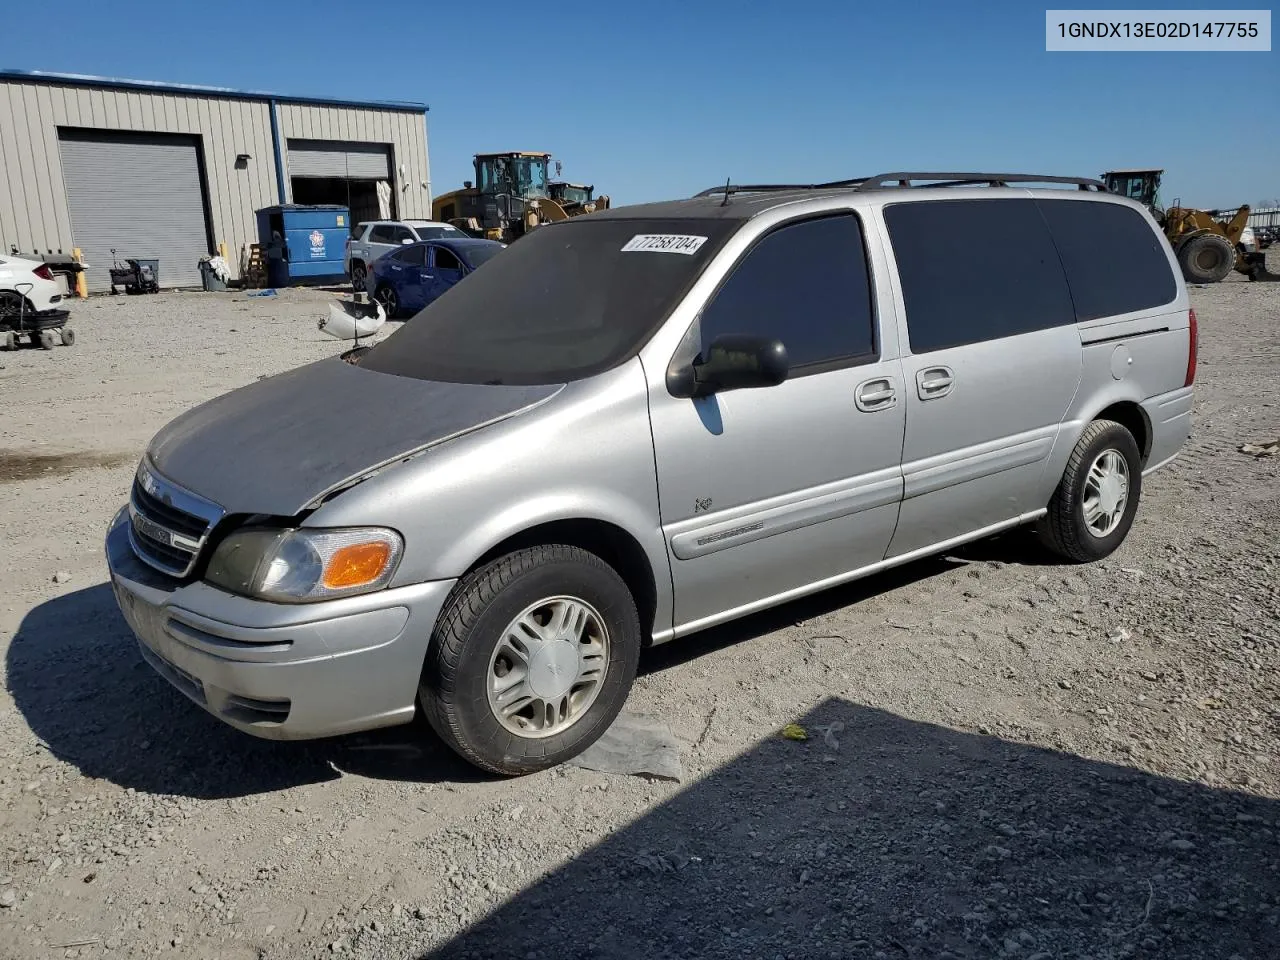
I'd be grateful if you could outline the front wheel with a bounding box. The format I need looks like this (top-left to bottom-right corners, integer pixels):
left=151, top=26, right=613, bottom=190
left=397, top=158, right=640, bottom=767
left=420, top=544, right=641, bottom=776
left=1177, top=233, right=1235, bottom=284
left=373, top=284, right=398, bottom=318
left=350, top=262, right=367, bottom=292
left=1038, top=419, right=1143, bottom=563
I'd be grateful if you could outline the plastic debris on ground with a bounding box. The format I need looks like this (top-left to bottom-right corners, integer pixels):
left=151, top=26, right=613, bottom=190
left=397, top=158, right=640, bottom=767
left=568, top=710, right=684, bottom=781
left=246, top=289, right=277, bottom=298
left=319, top=299, right=386, bottom=341
left=780, top=723, right=809, bottom=741
left=1239, top=440, right=1279, bottom=458
left=815, top=720, right=844, bottom=751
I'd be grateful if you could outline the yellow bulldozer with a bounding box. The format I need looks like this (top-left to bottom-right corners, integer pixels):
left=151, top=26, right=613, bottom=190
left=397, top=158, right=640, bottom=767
left=1102, top=169, right=1279, bottom=283
left=431, top=151, right=610, bottom=243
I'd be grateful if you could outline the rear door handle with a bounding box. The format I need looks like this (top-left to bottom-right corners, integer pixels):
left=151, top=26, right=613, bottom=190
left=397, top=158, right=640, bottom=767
left=916, top=366, right=955, bottom=400
left=855, top=377, right=897, bottom=412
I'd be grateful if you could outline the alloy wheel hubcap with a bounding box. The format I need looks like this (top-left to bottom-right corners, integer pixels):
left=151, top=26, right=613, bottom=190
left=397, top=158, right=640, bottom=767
left=1083, top=449, right=1129, bottom=538
left=487, top=596, right=609, bottom=739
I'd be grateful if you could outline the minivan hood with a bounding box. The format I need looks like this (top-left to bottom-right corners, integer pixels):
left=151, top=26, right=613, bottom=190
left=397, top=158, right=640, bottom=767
left=146, top=358, right=562, bottom=517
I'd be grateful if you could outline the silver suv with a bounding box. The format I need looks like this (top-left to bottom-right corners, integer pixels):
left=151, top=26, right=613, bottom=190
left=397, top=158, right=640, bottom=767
left=107, top=172, right=1196, bottom=775
left=345, top=219, right=466, bottom=290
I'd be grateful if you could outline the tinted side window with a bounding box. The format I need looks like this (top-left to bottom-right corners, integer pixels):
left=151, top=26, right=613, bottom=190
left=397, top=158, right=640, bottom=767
left=698, top=214, right=876, bottom=370
left=368, top=225, right=395, bottom=244
left=1037, top=199, right=1176, bottom=322
left=393, top=226, right=415, bottom=243
left=395, top=244, right=425, bottom=266
left=885, top=199, right=1075, bottom=353
left=433, top=247, right=462, bottom=271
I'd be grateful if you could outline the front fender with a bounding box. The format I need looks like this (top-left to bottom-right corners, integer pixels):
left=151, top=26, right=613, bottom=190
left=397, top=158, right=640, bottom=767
left=304, top=361, right=673, bottom=634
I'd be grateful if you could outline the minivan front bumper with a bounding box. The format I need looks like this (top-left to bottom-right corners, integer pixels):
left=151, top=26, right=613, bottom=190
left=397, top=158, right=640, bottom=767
left=105, top=506, right=455, bottom=740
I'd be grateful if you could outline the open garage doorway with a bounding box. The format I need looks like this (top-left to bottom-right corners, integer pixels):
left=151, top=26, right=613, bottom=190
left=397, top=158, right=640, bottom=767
left=286, top=139, right=394, bottom=227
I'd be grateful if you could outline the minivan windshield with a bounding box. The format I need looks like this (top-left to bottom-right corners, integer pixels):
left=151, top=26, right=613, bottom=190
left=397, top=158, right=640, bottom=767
left=358, top=217, right=738, bottom=384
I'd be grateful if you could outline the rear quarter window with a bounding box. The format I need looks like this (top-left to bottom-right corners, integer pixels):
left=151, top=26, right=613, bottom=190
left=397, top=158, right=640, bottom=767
left=1036, top=199, right=1177, bottom=322
left=884, top=198, right=1075, bottom=353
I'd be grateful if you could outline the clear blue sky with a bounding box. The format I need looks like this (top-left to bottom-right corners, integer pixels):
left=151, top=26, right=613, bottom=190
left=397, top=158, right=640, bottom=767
left=7, top=0, right=1277, bottom=209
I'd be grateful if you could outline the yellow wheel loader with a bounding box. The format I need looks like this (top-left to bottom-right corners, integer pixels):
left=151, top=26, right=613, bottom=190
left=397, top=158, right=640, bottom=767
left=1102, top=169, right=1279, bottom=283
left=431, top=152, right=610, bottom=244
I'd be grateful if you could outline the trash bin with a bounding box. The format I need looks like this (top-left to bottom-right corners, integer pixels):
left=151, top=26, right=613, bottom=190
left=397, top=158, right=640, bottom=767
left=198, top=259, right=227, bottom=292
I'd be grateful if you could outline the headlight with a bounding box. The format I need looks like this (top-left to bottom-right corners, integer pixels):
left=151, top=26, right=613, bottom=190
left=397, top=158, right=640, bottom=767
left=204, top=527, right=404, bottom=603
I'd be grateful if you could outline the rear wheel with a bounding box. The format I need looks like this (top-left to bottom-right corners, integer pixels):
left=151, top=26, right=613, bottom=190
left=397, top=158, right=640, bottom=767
left=1038, top=419, right=1143, bottom=563
left=38, top=330, right=55, bottom=350
left=0, top=291, right=25, bottom=324
left=1176, top=233, right=1235, bottom=284
left=1, top=330, right=14, bottom=351
left=420, top=544, right=641, bottom=776
left=373, top=284, right=398, bottom=318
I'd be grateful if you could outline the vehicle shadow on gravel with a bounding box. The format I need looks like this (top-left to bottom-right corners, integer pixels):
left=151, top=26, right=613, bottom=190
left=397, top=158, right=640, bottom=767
left=7, top=531, right=1064, bottom=799
left=5, top=583, right=486, bottom=798
left=422, top=697, right=1279, bottom=960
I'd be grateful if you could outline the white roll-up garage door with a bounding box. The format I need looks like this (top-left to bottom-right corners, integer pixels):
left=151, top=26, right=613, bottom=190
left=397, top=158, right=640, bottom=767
left=58, top=131, right=210, bottom=292
left=286, top=139, right=391, bottom=179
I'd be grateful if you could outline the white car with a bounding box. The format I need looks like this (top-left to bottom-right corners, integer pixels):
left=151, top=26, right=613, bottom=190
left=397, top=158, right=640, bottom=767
left=0, top=254, right=65, bottom=320
left=345, top=220, right=467, bottom=290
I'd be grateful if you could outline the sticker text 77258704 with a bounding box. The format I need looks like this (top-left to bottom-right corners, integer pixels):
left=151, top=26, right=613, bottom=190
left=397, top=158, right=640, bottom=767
left=620, top=234, right=709, bottom=255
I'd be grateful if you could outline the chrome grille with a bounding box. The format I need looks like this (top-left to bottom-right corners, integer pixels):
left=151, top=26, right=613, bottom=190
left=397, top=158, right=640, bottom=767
left=127, top=460, right=225, bottom=578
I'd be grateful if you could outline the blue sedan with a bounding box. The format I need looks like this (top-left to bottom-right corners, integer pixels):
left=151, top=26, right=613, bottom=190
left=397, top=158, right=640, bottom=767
left=369, top=238, right=505, bottom=318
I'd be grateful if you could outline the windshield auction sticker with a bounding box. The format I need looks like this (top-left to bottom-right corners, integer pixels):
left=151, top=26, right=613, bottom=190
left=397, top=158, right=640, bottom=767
left=621, top=235, right=709, bottom=255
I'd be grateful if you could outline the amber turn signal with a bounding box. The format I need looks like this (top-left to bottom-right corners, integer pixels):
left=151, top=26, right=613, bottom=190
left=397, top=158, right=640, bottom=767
left=322, top=541, right=393, bottom=589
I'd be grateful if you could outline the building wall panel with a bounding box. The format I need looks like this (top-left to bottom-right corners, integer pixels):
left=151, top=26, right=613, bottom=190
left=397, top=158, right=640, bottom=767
left=277, top=103, right=429, bottom=218
left=0, top=77, right=427, bottom=285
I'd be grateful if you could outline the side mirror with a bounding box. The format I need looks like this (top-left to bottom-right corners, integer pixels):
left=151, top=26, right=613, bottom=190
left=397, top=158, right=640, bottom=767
left=401, top=238, right=414, bottom=245
left=668, top=334, right=789, bottom=399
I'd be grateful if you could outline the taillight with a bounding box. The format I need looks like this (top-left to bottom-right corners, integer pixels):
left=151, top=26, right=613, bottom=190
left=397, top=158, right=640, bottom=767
left=1185, top=308, right=1198, bottom=387
left=33, top=263, right=53, bottom=281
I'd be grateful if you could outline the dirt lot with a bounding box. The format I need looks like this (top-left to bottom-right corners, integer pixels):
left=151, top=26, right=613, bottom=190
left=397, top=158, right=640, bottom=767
left=1, top=271, right=1278, bottom=960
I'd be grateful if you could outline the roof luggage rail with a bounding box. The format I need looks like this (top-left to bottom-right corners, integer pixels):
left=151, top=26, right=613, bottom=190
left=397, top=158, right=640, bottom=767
left=852, top=172, right=1109, bottom=192
left=692, top=173, right=1110, bottom=199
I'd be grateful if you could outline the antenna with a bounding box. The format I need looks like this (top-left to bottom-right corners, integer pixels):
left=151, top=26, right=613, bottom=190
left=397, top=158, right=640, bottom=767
left=720, top=177, right=731, bottom=207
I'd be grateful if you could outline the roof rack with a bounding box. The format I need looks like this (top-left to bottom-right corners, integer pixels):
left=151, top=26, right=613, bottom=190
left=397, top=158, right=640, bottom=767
left=691, top=172, right=1109, bottom=200
left=853, top=172, right=1109, bottom=192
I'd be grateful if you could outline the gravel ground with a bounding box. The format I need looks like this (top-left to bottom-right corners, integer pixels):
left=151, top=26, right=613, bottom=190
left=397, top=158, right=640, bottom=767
left=0, top=268, right=1277, bottom=960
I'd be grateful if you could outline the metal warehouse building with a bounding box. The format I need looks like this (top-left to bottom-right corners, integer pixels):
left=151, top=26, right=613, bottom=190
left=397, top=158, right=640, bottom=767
left=0, top=69, right=431, bottom=291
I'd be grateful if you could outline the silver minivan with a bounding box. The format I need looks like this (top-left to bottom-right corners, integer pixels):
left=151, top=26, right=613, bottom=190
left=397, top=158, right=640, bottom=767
left=107, top=172, right=1196, bottom=775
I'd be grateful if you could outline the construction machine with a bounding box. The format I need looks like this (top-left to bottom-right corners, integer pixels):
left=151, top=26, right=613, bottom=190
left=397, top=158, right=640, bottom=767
left=431, top=152, right=610, bottom=243
left=1101, top=169, right=1279, bottom=283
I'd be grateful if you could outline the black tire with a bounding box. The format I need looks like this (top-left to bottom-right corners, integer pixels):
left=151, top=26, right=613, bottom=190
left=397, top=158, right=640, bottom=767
left=350, top=261, right=367, bottom=292
left=373, top=284, right=398, bottom=318
left=0, top=291, right=25, bottom=324
left=420, top=544, right=641, bottom=776
left=1176, top=233, right=1235, bottom=284
left=1038, top=419, right=1143, bottom=563
left=60, top=328, right=75, bottom=347
left=1, top=330, right=14, bottom=351
left=38, top=330, right=55, bottom=350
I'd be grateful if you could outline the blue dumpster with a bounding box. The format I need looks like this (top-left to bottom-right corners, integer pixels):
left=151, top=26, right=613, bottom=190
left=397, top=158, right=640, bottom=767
left=256, top=204, right=350, bottom=287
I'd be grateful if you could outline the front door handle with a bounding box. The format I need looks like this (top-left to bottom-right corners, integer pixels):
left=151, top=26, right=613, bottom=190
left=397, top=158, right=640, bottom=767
left=916, top=366, right=955, bottom=400
left=855, top=377, right=897, bottom=412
